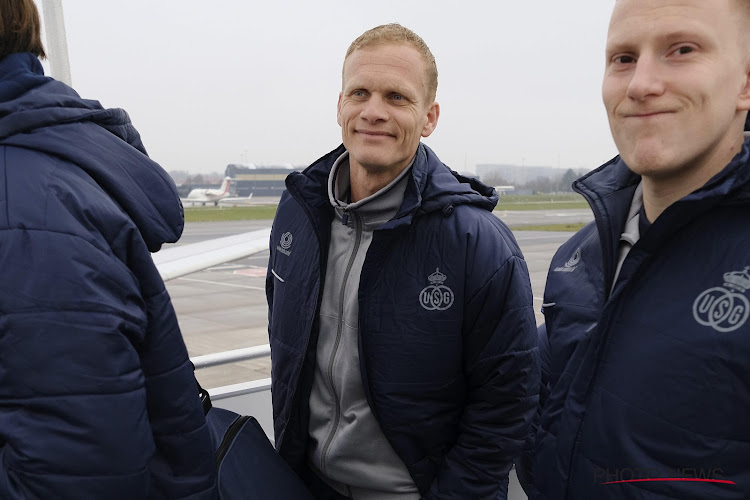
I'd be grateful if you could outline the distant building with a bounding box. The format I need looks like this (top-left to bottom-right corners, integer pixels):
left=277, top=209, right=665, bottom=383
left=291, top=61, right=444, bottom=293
left=224, top=163, right=306, bottom=197
left=476, top=164, right=568, bottom=186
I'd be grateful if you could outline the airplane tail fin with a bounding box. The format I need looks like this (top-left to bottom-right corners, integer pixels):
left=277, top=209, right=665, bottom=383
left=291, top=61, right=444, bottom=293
left=220, top=177, right=232, bottom=195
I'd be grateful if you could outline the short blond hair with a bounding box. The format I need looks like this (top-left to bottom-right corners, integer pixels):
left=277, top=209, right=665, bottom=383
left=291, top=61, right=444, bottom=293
left=343, top=23, right=438, bottom=103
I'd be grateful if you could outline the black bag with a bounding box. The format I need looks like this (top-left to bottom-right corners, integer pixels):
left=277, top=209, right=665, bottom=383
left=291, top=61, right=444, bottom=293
left=198, top=381, right=313, bottom=499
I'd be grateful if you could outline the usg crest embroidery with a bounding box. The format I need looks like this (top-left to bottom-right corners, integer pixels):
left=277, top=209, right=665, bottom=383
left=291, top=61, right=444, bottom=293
left=554, top=247, right=581, bottom=273
left=419, top=268, right=455, bottom=311
left=692, top=266, right=750, bottom=333
left=277, top=232, right=293, bottom=256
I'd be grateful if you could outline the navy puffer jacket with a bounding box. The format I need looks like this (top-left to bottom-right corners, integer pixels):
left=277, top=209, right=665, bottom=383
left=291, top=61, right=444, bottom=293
left=0, top=53, right=216, bottom=499
left=266, top=143, right=539, bottom=499
left=528, top=143, right=750, bottom=499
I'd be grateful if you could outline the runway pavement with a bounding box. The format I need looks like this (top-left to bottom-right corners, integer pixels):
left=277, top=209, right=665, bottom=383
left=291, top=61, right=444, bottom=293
left=495, top=208, right=593, bottom=227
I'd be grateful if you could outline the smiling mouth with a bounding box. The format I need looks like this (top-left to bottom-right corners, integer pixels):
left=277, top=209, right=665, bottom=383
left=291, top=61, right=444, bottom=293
left=624, top=111, right=674, bottom=118
left=356, top=130, right=394, bottom=137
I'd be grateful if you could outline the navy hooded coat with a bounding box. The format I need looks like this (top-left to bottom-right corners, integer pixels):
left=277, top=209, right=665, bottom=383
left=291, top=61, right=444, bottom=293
left=266, top=144, right=540, bottom=499
left=527, top=144, right=750, bottom=499
left=0, top=53, right=216, bottom=499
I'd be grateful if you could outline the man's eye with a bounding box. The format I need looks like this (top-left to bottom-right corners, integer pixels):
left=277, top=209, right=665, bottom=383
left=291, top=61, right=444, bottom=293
left=676, top=45, right=693, bottom=55
left=392, top=94, right=403, bottom=100
left=353, top=90, right=365, bottom=97
left=614, top=55, right=635, bottom=64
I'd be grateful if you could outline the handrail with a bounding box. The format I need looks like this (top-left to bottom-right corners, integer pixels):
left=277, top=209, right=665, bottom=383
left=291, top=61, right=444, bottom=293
left=191, top=344, right=271, bottom=369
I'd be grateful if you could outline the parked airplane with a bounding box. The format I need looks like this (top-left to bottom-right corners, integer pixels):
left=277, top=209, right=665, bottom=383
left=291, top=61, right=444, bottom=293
left=182, top=177, right=233, bottom=206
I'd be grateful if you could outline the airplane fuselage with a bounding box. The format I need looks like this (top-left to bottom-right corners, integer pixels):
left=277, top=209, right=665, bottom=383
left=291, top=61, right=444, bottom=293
left=183, top=178, right=232, bottom=205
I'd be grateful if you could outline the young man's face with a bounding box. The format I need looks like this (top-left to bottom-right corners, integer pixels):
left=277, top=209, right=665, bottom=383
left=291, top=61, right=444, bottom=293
left=602, top=0, right=750, bottom=181
left=337, top=43, right=438, bottom=180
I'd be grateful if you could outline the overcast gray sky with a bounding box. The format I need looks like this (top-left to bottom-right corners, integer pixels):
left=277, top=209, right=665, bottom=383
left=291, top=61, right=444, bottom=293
left=37, top=1, right=618, bottom=175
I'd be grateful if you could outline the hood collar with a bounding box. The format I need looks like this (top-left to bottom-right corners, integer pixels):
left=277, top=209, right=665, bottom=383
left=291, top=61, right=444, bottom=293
left=410, top=144, right=498, bottom=216
left=0, top=53, right=182, bottom=250
left=327, top=151, right=412, bottom=229
left=576, top=138, right=750, bottom=206
left=290, top=143, right=498, bottom=227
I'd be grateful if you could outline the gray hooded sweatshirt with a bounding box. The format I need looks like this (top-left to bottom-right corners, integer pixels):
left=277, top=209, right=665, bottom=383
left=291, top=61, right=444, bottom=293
left=307, top=152, right=421, bottom=500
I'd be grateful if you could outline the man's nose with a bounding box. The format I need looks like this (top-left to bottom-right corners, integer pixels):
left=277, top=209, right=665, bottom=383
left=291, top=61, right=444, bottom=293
left=360, top=95, right=389, bottom=122
left=626, top=55, right=666, bottom=101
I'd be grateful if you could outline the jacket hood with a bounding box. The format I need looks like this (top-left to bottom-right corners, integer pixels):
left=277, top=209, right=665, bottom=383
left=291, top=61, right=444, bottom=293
left=0, top=53, right=182, bottom=251
left=414, top=143, right=498, bottom=214
left=289, top=143, right=498, bottom=223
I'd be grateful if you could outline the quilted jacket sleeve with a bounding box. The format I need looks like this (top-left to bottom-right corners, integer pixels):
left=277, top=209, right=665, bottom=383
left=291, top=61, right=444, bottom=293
left=516, top=324, right=551, bottom=495
left=425, top=254, right=540, bottom=499
left=0, top=227, right=215, bottom=499
left=130, top=241, right=218, bottom=499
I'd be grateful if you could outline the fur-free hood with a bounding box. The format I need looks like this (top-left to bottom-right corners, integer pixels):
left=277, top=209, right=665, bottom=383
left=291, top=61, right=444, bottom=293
left=287, top=142, right=499, bottom=226
left=0, top=52, right=182, bottom=251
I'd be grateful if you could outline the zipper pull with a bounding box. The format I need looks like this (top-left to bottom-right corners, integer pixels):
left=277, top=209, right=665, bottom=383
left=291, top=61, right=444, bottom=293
left=342, top=211, right=349, bottom=226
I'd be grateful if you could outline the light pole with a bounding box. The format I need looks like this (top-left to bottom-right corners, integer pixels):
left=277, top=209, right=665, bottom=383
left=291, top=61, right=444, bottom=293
left=40, top=0, right=72, bottom=86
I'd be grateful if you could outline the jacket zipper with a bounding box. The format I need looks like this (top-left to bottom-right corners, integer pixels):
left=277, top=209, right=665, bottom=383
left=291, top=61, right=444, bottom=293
left=562, top=182, right=616, bottom=498
left=574, top=183, right=617, bottom=300
left=320, top=210, right=362, bottom=475
left=215, top=414, right=251, bottom=466
left=561, top=201, right=654, bottom=499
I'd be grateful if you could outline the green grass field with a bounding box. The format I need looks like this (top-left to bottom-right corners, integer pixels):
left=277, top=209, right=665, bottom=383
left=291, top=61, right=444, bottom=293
left=184, top=205, right=278, bottom=223
left=184, top=194, right=589, bottom=231
left=495, top=193, right=588, bottom=211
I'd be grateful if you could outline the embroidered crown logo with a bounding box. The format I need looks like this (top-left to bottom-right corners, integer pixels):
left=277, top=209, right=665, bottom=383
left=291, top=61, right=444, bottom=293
left=723, top=267, right=750, bottom=293
left=428, top=268, right=447, bottom=284
left=693, top=266, right=750, bottom=333
left=419, top=268, right=455, bottom=311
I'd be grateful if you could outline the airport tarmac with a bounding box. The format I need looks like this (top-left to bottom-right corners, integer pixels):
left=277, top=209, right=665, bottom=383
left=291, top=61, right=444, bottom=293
left=497, top=209, right=593, bottom=227
left=165, top=208, right=591, bottom=390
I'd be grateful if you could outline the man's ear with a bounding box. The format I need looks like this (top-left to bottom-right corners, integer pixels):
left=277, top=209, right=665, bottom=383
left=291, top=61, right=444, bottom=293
left=337, top=92, right=343, bottom=127
left=421, top=102, right=440, bottom=138
left=738, top=57, right=750, bottom=112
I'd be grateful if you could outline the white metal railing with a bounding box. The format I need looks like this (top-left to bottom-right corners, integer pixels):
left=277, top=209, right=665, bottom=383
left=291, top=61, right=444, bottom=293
left=191, top=344, right=271, bottom=369
left=191, top=346, right=274, bottom=435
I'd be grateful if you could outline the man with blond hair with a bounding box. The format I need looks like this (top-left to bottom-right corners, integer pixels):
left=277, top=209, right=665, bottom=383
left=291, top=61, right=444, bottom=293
left=522, top=0, right=750, bottom=498
left=267, top=24, right=539, bottom=499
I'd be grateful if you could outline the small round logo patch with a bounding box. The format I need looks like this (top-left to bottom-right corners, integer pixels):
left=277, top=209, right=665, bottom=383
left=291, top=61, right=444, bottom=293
left=692, top=267, right=750, bottom=333
left=565, top=248, right=582, bottom=268
left=280, top=232, right=293, bottom=250
left=419, top=268, right=455, bottom=311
